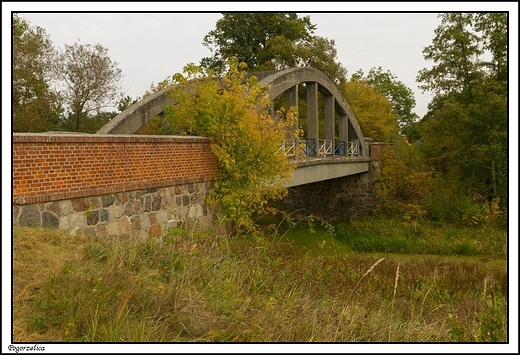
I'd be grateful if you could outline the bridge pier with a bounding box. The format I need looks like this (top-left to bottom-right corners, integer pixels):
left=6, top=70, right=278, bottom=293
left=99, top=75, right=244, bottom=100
left=283, top=141, right=390, bottom=221
left=283, top=170, right=378, bottom=221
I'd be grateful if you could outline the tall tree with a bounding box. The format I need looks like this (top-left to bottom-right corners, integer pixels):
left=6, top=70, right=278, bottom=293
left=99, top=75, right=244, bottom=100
left=416, top=13, right=507, bottom=204
left=201, top=13, right=347, bottom=83
left=53, top=42, right=123, bottom=131
left=352, top=67, right=419, bottom=138
left=163, top=59, right=298, bottom=231
left=12, top=14, right=60, bottom=132
left=417, top=13, right=483, bottom=97
left=340, top=79, right=398, bottom=142
left=474, top=13, right=507, bottom=82
left=201, top=13, right=315, bottom=71
left=269, top=33, right=347, bottom=84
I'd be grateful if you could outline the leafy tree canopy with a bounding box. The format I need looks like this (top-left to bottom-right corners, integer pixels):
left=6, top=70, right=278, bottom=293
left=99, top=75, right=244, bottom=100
left=352, top=67, right=419, bottom=137
left=53, top=42, right=124, bottom=131
left=416, top=12, right=507, bottom=205
left=340, top=79, right=398, bottom=142
left=201, top=13, right=314, bottom=71
left=201, top=13, right=347, bottom=84
left=13, top=14, right=61, bottom=132
left=417, top=13, right=484, bottom=97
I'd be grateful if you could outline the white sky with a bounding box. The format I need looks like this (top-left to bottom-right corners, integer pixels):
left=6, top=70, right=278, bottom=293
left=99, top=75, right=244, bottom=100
left=3, top=3, right=519, bottom=353
left=4, top=3, right=515, bottom=119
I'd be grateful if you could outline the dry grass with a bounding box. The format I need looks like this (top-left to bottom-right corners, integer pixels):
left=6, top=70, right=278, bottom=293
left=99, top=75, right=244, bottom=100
left=13, top=227, right=90, bottom=341
left=12, top=225, right=508, bottom=343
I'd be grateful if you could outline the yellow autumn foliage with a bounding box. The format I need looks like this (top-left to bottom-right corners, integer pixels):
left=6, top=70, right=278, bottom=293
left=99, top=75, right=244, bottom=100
left=374, top=144, right=434, bottom=215
left=163, top=59, right=297, bottom=231
left=341, top=80, right=398, bottom=142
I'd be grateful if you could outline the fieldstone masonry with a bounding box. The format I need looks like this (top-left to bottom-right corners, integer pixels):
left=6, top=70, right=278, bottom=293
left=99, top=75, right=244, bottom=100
left=13, top=182, right=218, bottom=238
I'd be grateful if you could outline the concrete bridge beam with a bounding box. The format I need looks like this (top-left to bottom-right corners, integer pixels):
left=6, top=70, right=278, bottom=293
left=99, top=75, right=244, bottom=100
left=287, top=158, right=371, bottom=187
left=285, top=84, right=298, bottom=139
left=324, top=95, right=335, bottom=156
left=306, top=82, right=319, bottom=157
left=97, top=88, right=177, bottom=135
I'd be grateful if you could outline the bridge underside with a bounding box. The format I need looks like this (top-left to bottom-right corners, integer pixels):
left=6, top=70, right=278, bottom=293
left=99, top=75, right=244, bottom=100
left=287, top=157, right=370, bottom=187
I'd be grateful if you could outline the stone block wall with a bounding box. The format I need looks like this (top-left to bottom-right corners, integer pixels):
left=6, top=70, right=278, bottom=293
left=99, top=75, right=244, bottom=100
left=284, top=172, right=378, bottom=221
left=13, top=182, right=219, bottom=239
left=12, top=133, right=220, bottom=237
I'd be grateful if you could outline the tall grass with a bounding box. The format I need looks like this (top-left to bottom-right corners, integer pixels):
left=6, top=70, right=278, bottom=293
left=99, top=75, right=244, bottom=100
left=335, top=216, right=507, bottom=258
left=13, top=223, right=507, bottom=342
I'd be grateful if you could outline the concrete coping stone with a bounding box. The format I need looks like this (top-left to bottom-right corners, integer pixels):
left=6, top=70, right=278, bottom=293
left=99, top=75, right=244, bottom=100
left=13, top=133, right=210, bottom=144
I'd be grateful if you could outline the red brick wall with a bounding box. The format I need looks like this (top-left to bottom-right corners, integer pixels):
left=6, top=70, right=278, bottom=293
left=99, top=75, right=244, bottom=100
left=369, top=142, right=393, bottom=161
left=13, top=133, right=219, bottom=205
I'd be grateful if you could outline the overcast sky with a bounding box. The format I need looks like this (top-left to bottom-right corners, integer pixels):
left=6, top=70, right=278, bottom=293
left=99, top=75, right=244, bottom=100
left=5, top=3, right=516, bottom=120
left=12, top=11, right=441, bottom=117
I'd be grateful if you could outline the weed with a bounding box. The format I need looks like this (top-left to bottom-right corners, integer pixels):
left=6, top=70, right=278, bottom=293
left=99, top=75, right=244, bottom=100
left=13, top=223, right=507, bottom=343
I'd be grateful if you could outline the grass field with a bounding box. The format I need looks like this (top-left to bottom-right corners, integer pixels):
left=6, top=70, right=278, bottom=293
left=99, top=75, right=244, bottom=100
left=12, top=218, right=508, bottom=344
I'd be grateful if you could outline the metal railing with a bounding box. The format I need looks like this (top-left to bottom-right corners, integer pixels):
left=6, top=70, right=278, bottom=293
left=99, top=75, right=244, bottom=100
left=279, top=138, right=360, bottom=158
left=300, top=138, right=316, bottom=156
left=317, top=139, right=333, bottom=157
left=278, top=139, right=298, bottom=157
left=347, top=141, right=359, bottom=156
left=335, top=141, right=346, bottom=156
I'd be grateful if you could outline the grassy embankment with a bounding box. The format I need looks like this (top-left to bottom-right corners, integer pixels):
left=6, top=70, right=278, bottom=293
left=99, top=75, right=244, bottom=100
left=13, top=217, right=507, bottom=342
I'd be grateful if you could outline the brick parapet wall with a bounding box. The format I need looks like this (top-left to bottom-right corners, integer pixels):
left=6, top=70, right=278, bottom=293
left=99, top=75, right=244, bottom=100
left=13, top=133, right=219, bottom=205
left=369, top=142, right=393, bottom=161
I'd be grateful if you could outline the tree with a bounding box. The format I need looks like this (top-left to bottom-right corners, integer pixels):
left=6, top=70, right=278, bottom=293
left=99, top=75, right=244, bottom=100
left=201, top=13, right=347, bottom=84
left=417, top=13, right=483, bottom=97
left=416, top=13, right=507, bottom=209
left=340, top=79, right=398, bottom=142
left=163, top=59, right=298, bottom=231
left=117, top=94, right=139, bottom=112
left=201, top=13, right=315, bottom=72
left=352, top=67, right=419, bottom=139
left=474, top=13, right=507, bottom=82
left=269, top=33, right=348, bottom=84
left=53, top=42, right=123, bottom=131
left=12, top=14, right=61, bottom=132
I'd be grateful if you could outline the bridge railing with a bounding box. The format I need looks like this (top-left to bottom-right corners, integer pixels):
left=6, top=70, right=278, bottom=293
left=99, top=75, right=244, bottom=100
left=279, top=138, right=361, bottom=159
left=317, top=139, right=333, bottom=157
left=278, top=139, right=297, bottom=157
left=300, top=138, right=316, bottom=156
left=347, top=141, right=359, bottom=156
left=335, top=141, right=346, bottom=156
left=278, top=139, right=313, bottom=158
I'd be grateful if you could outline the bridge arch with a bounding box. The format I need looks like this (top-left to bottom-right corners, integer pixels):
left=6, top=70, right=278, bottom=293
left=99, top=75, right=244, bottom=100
left=96, top=86, right=177, bottom=135
left=257, top=67, right=367, bottom=158
left=97, top=67, right=367, bottom=157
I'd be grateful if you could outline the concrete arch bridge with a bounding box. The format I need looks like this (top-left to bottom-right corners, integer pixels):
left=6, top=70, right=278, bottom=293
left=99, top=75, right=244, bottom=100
left=97, top=67, right=373, bottom=187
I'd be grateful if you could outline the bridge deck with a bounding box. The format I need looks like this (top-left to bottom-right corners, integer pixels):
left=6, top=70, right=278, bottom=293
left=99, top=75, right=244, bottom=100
left=288, top=156, right=371, bottom=187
